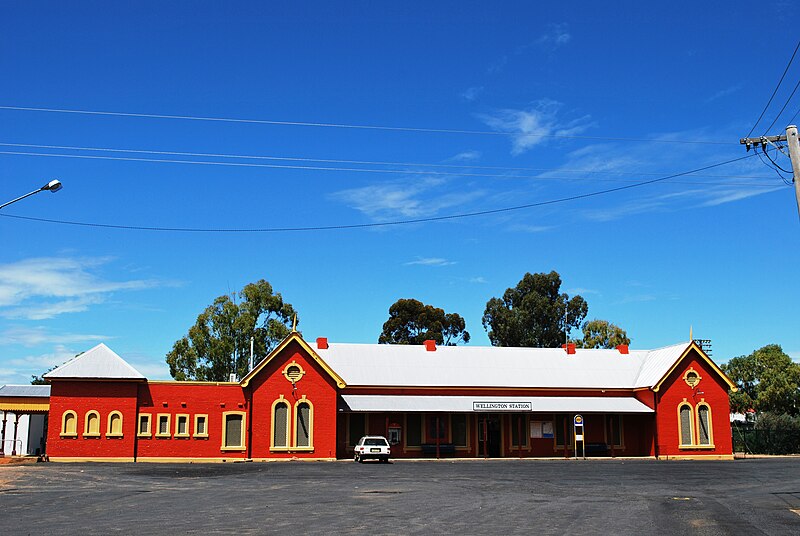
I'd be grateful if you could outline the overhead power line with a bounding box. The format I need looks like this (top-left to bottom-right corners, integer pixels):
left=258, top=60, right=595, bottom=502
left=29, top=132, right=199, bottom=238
left=0, top=141, right=775, bottom=181
left=746, top=39, right=800, bottom=138
left=762, top=78, right=800, bottom=134
left=0, top=153, right=767, bottom=233
left=0, top=149, right=773, bottom=186
left=0, top=105, right=733, bottom=146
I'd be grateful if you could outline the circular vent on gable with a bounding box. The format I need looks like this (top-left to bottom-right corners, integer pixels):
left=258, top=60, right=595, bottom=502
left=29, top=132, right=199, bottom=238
left=282, top=361, right=306, bottom=384
left=683, top=368, right=701, bottom=388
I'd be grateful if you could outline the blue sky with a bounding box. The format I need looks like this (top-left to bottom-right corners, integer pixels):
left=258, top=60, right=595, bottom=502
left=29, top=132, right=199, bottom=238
left=1, top=2, right=799, bottom=383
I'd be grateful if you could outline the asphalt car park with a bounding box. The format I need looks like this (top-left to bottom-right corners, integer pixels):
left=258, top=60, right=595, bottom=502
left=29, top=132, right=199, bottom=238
left=1, top=458, right=799, bottom=535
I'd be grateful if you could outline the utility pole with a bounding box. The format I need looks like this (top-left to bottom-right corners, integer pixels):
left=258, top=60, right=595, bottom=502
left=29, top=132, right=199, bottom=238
left=740, top=125, right=800, bottom=220
left=786, top=125, right=800, bottom=219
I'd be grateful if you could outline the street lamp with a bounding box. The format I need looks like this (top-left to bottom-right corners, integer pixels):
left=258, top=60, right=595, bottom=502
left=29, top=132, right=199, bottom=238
left=0, top=180, right=63, bottom=210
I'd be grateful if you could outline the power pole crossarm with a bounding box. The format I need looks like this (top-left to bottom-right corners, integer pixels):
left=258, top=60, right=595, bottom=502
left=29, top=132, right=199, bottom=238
left=739, top=134, right=787, bottom=150
left=785, top=125, right=800, bottom=220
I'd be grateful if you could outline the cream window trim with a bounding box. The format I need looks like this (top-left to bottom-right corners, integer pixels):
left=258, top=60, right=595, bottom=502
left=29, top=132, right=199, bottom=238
left=677, top=400, right=695, bottom=448
left=175, top=414, right=190, bottom=438
left=106, top=411, right=124, bottom=438
left=293, top=396, right=314, bottom=450
left=696, top=400, right=714, bottom=447
left=83, top=410, right=101, bottom=438
left=60, top=410, right=78, bottom=438
left=156, top=413, right=171, bottom=438
left=193, top=414, right=209, bottom=438
left=138, top=413, right=152, bottom=437
left=270, top=396, right=290, bottom=451
left=221, top=411, right=246, bottom=451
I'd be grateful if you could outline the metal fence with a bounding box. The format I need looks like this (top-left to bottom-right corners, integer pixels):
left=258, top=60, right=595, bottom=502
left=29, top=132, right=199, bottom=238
left=732, top=428, right=800, bottom=455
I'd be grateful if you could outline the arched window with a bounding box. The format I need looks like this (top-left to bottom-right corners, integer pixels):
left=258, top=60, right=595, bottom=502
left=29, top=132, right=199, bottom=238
left=107, top=411, right=123, bottom=437
left=295, top=397, right=313, bottom=449
left=61, top=410, right=77, bottom=437
left=84, top=410, right=100, bottom=437
left=696, top=403, right=713, bottom=446
left=678, top=402, right=693, bottom=447
left=271, top=397, right=290, bottom=450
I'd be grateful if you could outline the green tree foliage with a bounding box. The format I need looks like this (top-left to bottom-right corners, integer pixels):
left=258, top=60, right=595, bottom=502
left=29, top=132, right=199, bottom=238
left=30, top=366, right=55, bottom=385
left=482, top=271, right=588, bottom=348
left=378, top=298, right=470, bottom=345
left=165, top=279, right=296, bottom=381
left=574, top=319, right=631, bottom=349
left=722, top=344, right=800, bottom=416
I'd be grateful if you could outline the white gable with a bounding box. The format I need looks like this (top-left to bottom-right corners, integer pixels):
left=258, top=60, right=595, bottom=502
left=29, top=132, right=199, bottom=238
left=44, top=343, right=145, bottom=380
left=312, top=341, right=694, bottom=390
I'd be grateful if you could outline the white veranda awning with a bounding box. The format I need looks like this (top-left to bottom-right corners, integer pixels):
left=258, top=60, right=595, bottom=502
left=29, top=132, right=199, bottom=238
left=339, top=395, right=654, bottom=414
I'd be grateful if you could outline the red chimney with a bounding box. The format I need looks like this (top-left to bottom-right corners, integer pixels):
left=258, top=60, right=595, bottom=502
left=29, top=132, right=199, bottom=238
left=316, top=337, right=329, bottom=350
left=561, top=343, right=576, bottom=355
left=616, top=344, right=629, bottom=354
left=424, top=340, right=437, bottom=352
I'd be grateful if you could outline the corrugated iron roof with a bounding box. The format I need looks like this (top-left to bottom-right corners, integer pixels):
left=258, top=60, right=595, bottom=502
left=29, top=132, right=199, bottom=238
left=0, top=384, right=51, bottom=397
left=43, top=343, right=145, bottom=380
left=314, top=341, right=693, bottom=389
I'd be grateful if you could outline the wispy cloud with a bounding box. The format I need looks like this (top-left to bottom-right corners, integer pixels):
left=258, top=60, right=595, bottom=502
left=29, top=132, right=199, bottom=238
left=0, top=326, right=109, bottom=347
left=461, top=86, right=484, bottom=102
left=469, top=276, right=488, bottom=284
left=705, top=84, right=742, bottom=103
left=535, top=23, right=571, bottom=50
left=446, top=151, right=481, bottom=162
left=404, top=257, right=457, bottom=267
left=330, top=176, right=486, bottom=222
left=6, top=345, right=77, bottom=372
left=568, top=287, right=601, bottom=296
left=0, top=256, right=163, bottom=319
left=531, top=127, right=785, bottom=221
left=479, top=99, right=594, bottom=155
left=507, top=224, right=553, bottom=233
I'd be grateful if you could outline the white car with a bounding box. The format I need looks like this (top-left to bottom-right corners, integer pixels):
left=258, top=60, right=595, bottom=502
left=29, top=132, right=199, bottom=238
left=354, top=435, right=391, bottom=463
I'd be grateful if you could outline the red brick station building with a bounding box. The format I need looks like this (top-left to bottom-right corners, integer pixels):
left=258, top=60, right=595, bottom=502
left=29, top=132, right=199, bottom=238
left=36, top=332, right=736, bottom=462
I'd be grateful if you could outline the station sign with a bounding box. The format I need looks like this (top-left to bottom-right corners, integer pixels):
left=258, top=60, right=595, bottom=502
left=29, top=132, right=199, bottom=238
left=472, top=401, right=532, bottom=411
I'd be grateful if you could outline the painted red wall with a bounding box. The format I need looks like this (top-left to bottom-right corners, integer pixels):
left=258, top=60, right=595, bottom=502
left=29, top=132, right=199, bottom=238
left=655, top=349, right=733, bottom=457
left=135, top=382, right=247, bottom=460
left=248, top=340, right=339, bottom=459
left=47, top=380, right=139, bottom=460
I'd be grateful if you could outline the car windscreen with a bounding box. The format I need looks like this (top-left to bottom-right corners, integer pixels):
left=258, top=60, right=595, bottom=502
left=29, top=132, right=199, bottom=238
left=364, top=438, right=388, bottom=446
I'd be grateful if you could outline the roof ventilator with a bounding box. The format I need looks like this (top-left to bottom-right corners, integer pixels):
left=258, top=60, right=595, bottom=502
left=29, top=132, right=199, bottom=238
left=616, top=344, right=629, bottom=354
left=561, top=343, right=576, bottom=355
left=317, top=337, right=329, bottom=350
left=424, top=340, right=437, bottom=352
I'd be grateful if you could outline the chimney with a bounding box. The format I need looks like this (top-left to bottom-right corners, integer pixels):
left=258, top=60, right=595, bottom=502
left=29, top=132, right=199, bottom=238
left=316, top=337, right=329, bottom=350
left=616, top=344, right=629, bottom=354
left=561, top=343, right=576, bottom=355
left=424, top=340, right=437, bottom=352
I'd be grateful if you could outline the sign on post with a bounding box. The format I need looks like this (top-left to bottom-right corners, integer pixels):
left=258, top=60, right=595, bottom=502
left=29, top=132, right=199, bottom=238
left=573, top=414, right=586, bottom=460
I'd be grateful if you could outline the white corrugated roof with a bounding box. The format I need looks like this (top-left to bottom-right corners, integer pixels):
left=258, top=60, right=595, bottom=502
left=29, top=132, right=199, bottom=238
left=44, top=343, right=145, bottom=380
left=340, top=395, right=654, bottom=413
left=313, top=341, right=692, bottom=390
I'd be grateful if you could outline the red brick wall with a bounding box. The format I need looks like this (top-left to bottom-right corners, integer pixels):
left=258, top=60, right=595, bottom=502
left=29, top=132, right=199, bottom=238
left=47, top=380, right=139, bottom=459
left=655, top=349, right=733, bottom=457
left=135, top=382, right=247, bottom=460
left=248, top=340, right=339, bottom=459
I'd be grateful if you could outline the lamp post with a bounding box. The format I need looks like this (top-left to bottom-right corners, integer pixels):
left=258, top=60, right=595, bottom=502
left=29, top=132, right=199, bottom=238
left=0, top=179, right=62, bottom=210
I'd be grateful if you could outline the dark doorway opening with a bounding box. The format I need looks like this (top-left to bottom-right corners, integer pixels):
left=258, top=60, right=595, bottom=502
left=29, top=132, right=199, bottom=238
left=478, top=415, right=502, bottom=457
